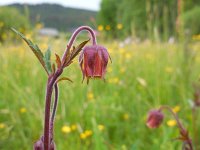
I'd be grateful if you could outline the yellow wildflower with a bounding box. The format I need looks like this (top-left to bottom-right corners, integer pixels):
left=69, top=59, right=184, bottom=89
left=119, top=48, right=125, bottom=54
left=108, top=77, right=120, bottom=84
left=25, top=33, right=33, bottom=39
left=18, top=48, right=25, bottom=58
left=97, top=25, right=104, bottom=31
left=35, top=23, right=43, bottom=30
left=98, top=124, right=105, bottom=131
left=84, top=130, right=93, bottom=137
left=20, top=107, right=27, bottom=113
left=117, top=23, right=123, bottom=30
left=123, top=113, right=129, bottom=120
left=196, top=56, right=200, bottom=63
left=80, top=133, right=87, bottom=139
left=2, top=34, right=7, bottom=40
left=61, top=125, right=71, bottom=134
left=172, top=106, right=180, bottom=113
left=0, top=123, right=6, bottom=129
left=125, top=53, right=131, bottom=59
left=87, top=92, right=94, bottom=100
left=108, top=48, right=113, bottom=54
left=192, top=34, right=200, bottom=41
left=0, top=22, right=4, bottom=27
left=80, top=130, right=93, bottom=139
left=113, top=77, right=119, bottom=83
left=120, top=67, right=126, bottom=74
left=167, top=119, right=177, bottom=127
left=40, top=43, right=48, bottom=51
left=105, top=25, right=111, bottom=30
left=107, top=67, right=112, bottom=73
left=165, top=67, right=174, bottom=73
left=71, top=124, right=77, bottom=131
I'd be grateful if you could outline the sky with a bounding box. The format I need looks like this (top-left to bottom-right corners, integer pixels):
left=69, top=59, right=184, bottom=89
left=0, top=0, right=101, bottom=11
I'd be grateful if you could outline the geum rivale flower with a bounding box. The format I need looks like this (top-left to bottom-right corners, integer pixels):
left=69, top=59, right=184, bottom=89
left=79, top=45, right=111, bottom=83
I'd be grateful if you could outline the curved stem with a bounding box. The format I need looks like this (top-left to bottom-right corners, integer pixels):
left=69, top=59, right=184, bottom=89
left=159, top=105, right=185, bottom=131
left=61, top=26, right=97, bottom=64
left=159, top=105, right=193, bottom=150
left=50, top=83, right=59, bottom=138
left=43, top=69, right=62, bottom=150
left=43, top=26, right=97, bottom=150
left=43, top=81, right=53, bottom=150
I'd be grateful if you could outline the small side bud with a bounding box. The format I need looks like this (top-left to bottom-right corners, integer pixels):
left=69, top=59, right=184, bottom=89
left=33, top=136, right=56, bottom=150
left=33, top=139, right=44, bottom=150
left=146, top=109, right=164, bottom=128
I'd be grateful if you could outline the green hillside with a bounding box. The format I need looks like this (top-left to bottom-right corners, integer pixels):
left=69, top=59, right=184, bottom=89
left=8, top=3, right=97, bottom=31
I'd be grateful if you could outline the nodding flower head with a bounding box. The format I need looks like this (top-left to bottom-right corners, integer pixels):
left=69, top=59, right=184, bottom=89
left=79, top=45, right=110, bottom=83
left=146, top=109, right=164, bottom=129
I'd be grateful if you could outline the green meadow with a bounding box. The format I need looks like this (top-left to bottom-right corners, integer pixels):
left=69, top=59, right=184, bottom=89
left=1, top=36, right=200, bottom=149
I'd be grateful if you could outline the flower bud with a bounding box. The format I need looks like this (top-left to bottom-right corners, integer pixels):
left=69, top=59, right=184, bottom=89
left=33, top=139, right=44, bottom=150
left=33, top=136, right=56, bottom=150
left=146, top=109, right=164, bottom=128
left=79, top=45, right=110, bottom=83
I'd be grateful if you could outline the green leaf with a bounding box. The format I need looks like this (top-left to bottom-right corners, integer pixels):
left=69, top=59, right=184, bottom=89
left=12, top=28, right=50, bottom=74
left=43, top=47, right=52, bottom=74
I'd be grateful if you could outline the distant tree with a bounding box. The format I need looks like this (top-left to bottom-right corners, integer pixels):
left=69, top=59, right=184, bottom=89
left=0, top=7, right=30, bottom=42
left=7, top=4, right=97, bottom=32
left=98, top=0, right=120, bottom=37
left=183, top=6, right=200, bottom=35
left=118, top=0, right=147, bottom=38
left=98, top=0, right=200, bottom=41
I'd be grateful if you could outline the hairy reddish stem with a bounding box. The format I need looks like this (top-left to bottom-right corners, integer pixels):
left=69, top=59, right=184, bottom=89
left=44, top=69, right=62, bottom=150
left=159, top=105, right=193, bottom=150
left=44, top=82, right=53, bottom=150
left=159, top=106, right=184, bottom=131
left=43, top=26, right=97, bottom=150
left=50, top=83, right=59, bottom=138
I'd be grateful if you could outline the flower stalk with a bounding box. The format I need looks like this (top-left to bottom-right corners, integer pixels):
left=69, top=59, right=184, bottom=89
left=147, top=105, right=193, bottom=150
left=61, top=26, right=97, bottom=64
left=43, top=26, right=98, bottom=150
left=13, top=25, right=110, bottom=150
left=44, top=68, right=63, bottom=150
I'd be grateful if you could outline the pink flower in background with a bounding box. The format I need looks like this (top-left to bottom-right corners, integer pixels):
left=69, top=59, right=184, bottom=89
left=146, top=109, right=164, bottom=128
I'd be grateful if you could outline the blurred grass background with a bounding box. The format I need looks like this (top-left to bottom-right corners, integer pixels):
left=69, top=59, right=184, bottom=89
left=0, top=0, right=200, bottom=150
left=1, top=37, right=200, bottom=149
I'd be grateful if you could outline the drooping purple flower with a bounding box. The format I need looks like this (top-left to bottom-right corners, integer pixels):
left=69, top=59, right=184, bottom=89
left=79, top=45, right=110, bottom=83
left=146, top=109, right=164, bottom=128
